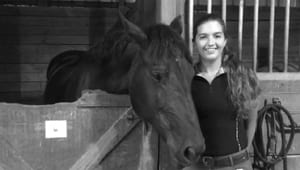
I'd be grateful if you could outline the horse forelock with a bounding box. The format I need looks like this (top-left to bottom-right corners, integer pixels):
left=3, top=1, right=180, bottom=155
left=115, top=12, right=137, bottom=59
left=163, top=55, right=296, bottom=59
left=143, top=24, right=192, bottom=66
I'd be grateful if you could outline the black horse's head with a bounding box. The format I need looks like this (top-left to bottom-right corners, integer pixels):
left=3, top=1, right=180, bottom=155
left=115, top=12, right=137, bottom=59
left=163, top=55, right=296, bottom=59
left=117, top=13, right=205, bottom=168
left=44, top=10, right=205, bottom=168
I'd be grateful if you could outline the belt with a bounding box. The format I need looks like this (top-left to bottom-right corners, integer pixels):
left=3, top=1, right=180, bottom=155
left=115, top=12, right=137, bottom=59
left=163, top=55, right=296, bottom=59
left=200, top=150, right=250, bottom=167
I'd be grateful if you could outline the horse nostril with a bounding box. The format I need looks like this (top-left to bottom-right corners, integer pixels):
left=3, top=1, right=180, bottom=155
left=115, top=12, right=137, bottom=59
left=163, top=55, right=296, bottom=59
left=184, top=147, right=198, bottom=162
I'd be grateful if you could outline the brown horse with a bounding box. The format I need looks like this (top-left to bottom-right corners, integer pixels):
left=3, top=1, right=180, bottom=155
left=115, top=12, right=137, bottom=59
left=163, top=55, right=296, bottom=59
left=44, top=11, right=205, bottom=168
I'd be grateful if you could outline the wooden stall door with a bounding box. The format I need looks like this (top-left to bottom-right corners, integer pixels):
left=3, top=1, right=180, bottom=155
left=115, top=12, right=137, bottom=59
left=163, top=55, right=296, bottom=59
left=0, top=90, right=159, bottom=170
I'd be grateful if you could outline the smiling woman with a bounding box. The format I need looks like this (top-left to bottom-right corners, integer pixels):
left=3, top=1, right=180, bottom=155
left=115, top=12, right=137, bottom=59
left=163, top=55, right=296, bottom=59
left=193, top=19, right=227, bottom=84
left=186, top=13, right=261, bottom=170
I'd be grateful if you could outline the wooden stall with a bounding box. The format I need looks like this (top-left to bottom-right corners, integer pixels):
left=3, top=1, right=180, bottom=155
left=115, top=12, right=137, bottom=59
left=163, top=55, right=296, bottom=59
left=0, top=0, right=300, bottom=169
left=0, top=1, right=180, bottom=169
left=0, top=6, right=105, bottom=104
left=0, top=90, right=159, bottom=170
left=256, top=76, right=300, bottom=170
left=0, top=0, right=158, bottom=105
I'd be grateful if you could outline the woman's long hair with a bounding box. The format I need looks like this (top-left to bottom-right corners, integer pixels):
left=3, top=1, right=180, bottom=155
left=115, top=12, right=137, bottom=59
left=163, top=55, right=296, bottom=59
left=223, top=48, right=261, bottom=119
left=193, top=13, right=261, bottom=119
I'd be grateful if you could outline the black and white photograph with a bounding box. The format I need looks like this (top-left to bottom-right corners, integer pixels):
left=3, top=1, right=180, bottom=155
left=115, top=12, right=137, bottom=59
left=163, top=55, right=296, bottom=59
left=0, top=0, right=299, bottom=170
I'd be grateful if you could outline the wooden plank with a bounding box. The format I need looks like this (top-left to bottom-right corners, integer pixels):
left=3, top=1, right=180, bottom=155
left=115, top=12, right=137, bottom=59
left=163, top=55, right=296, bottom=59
left=0, top=82, right=45, bottom=92
left=260, top=93, right=300, bottom=114
left=0, top=26, right=90, bottom=36
left=0, top=64, right=47, bottom=73
left=0, top=91, right=43, bottom=102
left=70, top=108, right=141, bottom=170
left=259, top=80, right=300, bottom=113
left=259, top=74, right=300, bottom=81
left=260, top=80, right=300, bottom=93
left=0, top=72, right=46, bottom=82
left=0, top=35, right=89, bottom=45
left=0, top=44, right=89, bottom=63
left=0, top=25, right=116, bottom=36
left=0, top=16, right=116, bottom=27
left=92, top=122, right=159, bottom=170
left=0, top=6, right=119, bottom=17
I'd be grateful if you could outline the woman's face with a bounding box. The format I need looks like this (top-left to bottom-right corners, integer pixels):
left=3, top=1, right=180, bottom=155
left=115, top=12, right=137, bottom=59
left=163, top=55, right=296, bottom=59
left=194, top=20, right=227, bottom=62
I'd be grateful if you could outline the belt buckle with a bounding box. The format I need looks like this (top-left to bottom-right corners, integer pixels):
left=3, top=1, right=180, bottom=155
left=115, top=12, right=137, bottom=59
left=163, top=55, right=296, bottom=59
left=202, top=156, right=214, bottom=167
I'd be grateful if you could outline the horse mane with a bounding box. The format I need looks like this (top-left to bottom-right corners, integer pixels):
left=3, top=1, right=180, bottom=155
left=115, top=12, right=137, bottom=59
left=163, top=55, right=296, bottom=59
left=88, top=18, right=193, bottom=70
left=143, top=24, right=193, bottom=65
left=88, top=28, right=141, bottom=71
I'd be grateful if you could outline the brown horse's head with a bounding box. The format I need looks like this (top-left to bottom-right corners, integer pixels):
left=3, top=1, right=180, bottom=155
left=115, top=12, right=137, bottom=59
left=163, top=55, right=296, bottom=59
left=119, top=13, right=205, bottom=168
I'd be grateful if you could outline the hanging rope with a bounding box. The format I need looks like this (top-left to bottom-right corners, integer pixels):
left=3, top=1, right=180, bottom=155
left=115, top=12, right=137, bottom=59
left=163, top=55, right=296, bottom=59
left=252, top=98, right=296, bottom=170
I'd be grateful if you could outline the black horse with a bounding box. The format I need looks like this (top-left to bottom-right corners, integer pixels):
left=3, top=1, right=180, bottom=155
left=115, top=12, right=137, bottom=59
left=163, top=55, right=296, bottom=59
left=44, top=11, right=205, bottom=168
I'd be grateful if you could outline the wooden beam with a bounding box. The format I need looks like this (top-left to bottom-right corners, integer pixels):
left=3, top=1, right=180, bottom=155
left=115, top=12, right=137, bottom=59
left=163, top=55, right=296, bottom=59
left=156, top=0, right=184, bottom=25
left=38, top=0, right=49, bottom=6
left=257, top=73, right=300, bottom=81
left=136, top=0, right=157, bottom=29
left=70, top=108, right=141, bottom=170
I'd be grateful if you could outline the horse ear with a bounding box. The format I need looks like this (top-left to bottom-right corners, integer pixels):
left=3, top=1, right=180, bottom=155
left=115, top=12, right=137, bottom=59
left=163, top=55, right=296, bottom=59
left=118, top=10, right=147, bottom=41
left=170, top=15, right=183, bottom=35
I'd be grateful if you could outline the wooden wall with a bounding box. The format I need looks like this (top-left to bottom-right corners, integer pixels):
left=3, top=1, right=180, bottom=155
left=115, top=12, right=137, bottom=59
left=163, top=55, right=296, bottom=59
left=2, top=4, right=299, bottom=104
left=0, top=0, right=159, bottom=105
left=258, top=79, right=300, bottom=170
left=0, top=6, right=120, bottom=104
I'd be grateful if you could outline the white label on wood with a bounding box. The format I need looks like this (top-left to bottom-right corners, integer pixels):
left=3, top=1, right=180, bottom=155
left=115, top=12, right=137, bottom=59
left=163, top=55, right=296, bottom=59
left=45, top=120, right=67, bottom=138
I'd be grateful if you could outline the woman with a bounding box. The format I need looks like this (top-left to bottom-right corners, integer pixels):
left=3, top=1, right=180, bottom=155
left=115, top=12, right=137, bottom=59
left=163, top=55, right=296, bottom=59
left=187, top=13, right=261, bottom=170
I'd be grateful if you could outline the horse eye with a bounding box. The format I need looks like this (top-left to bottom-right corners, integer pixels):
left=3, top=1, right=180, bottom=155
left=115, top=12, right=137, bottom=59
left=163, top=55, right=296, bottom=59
left=151, top=65, right=168, bottom=82
left=151, top=71, right=163, bottom=82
